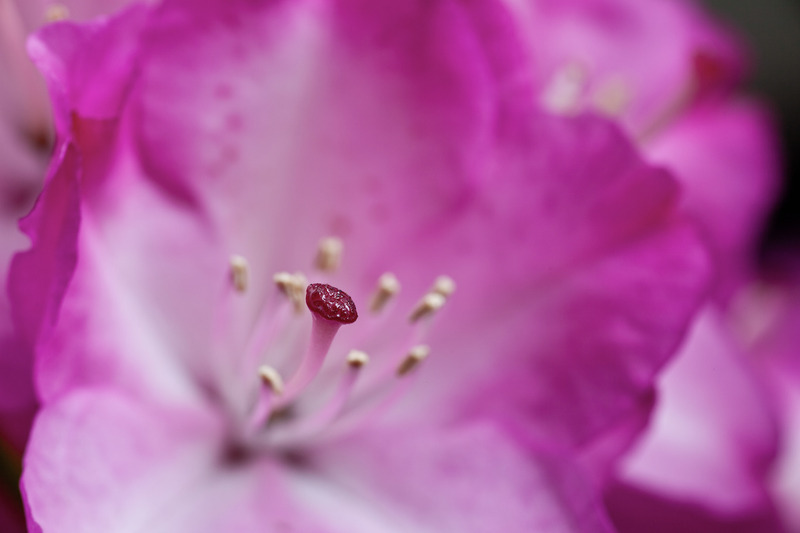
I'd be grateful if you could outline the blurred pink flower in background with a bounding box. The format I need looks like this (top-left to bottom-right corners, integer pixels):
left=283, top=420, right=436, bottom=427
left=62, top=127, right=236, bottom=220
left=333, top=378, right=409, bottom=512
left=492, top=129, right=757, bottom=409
left=504, top=0, right=793, bottom=530
left=740, top=259, right=800, bottom=533
left=8, top=0, right=714, bottom=531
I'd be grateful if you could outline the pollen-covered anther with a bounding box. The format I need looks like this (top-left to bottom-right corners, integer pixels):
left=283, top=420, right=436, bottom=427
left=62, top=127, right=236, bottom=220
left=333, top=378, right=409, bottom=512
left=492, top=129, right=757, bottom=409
left=430, top=275, right=456, bottom=299
left=315, top=237, right=344, bottom=272
left=396, top=345, right=431, bottom=376
left=258, top=365, right=284, bottom=395
left=273, top=272, right=307, bottom=312
left=591, top=78, right=631, bottom=117
left=409, top=292, right=446, bottom=323
left=541, top=61, right=587, bottom=114
left=229, top=255, right=250, bottom=293
left=346, top=350, right=370, bottom=368
left=44, top=4, right=70, bottom=22
left=369, top=273, right=401, bottom=313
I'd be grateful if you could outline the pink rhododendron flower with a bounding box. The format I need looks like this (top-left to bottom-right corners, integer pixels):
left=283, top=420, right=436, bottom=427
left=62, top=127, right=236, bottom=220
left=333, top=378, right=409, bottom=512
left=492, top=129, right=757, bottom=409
left=10, top=0, right=713, bottom=531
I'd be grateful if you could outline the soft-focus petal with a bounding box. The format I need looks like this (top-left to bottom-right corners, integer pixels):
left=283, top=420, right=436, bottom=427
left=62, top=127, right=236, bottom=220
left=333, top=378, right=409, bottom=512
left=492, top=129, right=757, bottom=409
left=615, top=309, right=780, bottom=514
left=311, top=421, right=615, bottom=533
left=646, top=100, right=782, bottom=301
left=22, top=388, right=227, bottom=533
left=24, top=388, right=615, bottom=533
left=512, top=0, right=744, bottom=133
left=745, top=268, right=800, bottom=532
left=605, top=479, right=787, bottom=533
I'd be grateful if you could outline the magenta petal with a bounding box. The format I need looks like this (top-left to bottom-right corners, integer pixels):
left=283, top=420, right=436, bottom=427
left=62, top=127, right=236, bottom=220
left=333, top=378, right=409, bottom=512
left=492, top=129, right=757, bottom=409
left=27, top=4, right=148, bottom=134
left=22, top=388, right=226, bottom=533
left=314, top=422, right=616, bottom=533
left=646, top=101, right=781, bottom=301
left=429, top=221, right=710, bottom=463
left=605, top=480, right=787, bottom=533
left=617, top=310, right=780, bottom=514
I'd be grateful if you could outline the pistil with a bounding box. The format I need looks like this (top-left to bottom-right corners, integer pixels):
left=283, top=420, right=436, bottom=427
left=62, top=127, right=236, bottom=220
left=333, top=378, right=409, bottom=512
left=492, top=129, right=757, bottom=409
left=278, top=283, right=358, bottom=405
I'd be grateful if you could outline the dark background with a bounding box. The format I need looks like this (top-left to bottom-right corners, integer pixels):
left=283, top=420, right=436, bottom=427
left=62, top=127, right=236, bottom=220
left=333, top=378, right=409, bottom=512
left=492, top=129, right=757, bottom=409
left=700, top=0, right=800, bottom=250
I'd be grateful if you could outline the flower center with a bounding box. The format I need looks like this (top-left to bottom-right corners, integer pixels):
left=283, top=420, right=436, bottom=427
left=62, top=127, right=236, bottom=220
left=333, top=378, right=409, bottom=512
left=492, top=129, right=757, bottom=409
left=223, top=238, right=454, bottom=455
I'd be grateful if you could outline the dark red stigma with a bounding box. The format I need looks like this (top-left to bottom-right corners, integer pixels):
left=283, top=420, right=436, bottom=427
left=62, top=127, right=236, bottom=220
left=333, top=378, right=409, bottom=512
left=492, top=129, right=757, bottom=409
left=305, top=283, right=358, bottom=324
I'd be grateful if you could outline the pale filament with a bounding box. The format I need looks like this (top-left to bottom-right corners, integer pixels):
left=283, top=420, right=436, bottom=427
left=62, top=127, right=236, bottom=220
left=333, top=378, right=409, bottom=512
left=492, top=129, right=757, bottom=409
left=229, top=255, right=249, bottom=293
left=325, top=346, right=432, bottom=440
left=240, top=272, right=306, bottom=377
left=409, top=292, right=446, bottom=323
left=246, top=366, right=283, bottom=437
left=269, top=351, right=369, bottom=445
left=369, top=272, right=401, bottom=313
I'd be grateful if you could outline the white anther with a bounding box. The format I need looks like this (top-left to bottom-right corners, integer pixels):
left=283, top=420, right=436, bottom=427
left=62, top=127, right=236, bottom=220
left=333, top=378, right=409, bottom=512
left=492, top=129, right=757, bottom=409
left=315, top=237, right=344, bottom=272
left=592, top=78, right=630, bottom=117
left=44, top=4, right=69, bottom=22
left=370, top=273, right=401, bottom=313
left=229, top=255, right=249, bottom=293
left=409, top=292, right=446, bottom=323
left=258, top=365, right=284, bottom=395
left=396, top=345, right=430, bottom=376
left=346, top=350, right=370, bottom=368
left=273, top=271, right=307, bottom=312
left=541, top=62, right=587, bottom=114
left=431, top=275, right=456, bottom=299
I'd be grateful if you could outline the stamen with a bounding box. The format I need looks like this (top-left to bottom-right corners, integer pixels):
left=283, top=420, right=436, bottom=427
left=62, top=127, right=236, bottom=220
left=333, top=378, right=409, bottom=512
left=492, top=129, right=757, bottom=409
left=396, top=345, right=430, bottom=376
left=315, top=237, right=343, bottom=272
left=259, top=365, right=285, bottom=394
left=409, top=293, right=446, bottom=323
left=591, top=78, right=630, bottom=117
left=346, top=349, right=370, bottom=368
left=247, top=366, right=283, bottom=435
left=44, top=4, right=70, bottom=22
left=369, top=273, right=401, bottom=313
left=274, top=271, right=307, bottom=312
left=229, top=255, right=249, bottom=293
left=541, top=62, right=587, bottom=114
left=430, top=275, right=456, bottom=299
left=279, top=284, right=358, bottom=404
left=273, top=350, right=370, bottom=445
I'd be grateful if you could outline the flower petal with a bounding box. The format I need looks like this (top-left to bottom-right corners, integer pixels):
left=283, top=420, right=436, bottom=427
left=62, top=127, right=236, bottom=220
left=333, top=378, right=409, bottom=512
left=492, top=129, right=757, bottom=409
left=605, top=479, right=787, bottom=533
left=310, top=421, right=616, bottom=533
left=646, top=101, right=781, bottom=301
left=22, top=388, right=229, bottom=533
left=23, top=386, right=614, bottom=533
left=615, top=309, right=780, bottom=514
